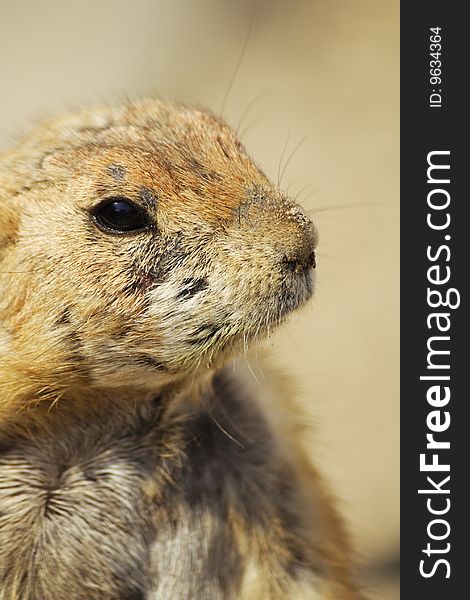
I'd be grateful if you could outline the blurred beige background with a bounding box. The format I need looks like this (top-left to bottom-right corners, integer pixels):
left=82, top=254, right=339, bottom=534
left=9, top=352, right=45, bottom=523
left=0, top=1, right=399, bottom=597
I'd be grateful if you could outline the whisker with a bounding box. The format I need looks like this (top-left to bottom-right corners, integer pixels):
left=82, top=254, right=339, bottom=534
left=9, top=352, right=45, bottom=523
left=294, top=181, right=318, bottom=203
left=236, top=89, right=270, bottom=134
left=279, top=134, right=308, bottom=186
left=306, top=201, right=389, bottom=216
left=202, top=391, right=246, bottom=450
left=220, top=15, right=254, bottom=117
left=239, top=115, right=264, bottom=141
left=245, top=357, right=260, bottom=386
left=300, top=187, right=323, bottom=206
left=277, top=132, right=291, bottom=188
left=208, top=412, right=246, bottom=449
left=285, top=177, right=296, bottom=195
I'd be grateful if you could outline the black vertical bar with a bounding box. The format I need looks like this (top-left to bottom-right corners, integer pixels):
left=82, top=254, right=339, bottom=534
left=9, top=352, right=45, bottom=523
left=401, top=3, right=466, bottom=598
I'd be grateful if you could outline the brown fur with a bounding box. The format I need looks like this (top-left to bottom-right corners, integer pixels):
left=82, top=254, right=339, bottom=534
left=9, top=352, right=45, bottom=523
left=0, top=99, right=361, bottom=598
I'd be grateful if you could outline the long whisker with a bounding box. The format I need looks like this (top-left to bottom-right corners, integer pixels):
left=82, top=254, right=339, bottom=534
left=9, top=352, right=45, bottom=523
left=306, top=201, right=389, bottom=216
left=277, top=133, right=291, bottom=188
left=245, top=356, right=261, bottom=386
left=236, top=89, right=270, bottom=134
left=294, top=181, right=319, bottom=203
left=208, top=412, right=246, bottom=449
left=279, top=134, right=308, bottom=186
left=239, top=115, right=264, bottom=141
left=220, top=15, right=254, bottom=117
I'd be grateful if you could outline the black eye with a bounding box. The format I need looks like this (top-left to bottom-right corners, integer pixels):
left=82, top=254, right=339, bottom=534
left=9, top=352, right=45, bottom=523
left=92, top=197, right=150, bottom=233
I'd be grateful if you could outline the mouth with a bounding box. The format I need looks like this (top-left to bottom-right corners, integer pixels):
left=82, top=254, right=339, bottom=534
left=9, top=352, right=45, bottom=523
left=276, top=266, right=314, bottom=320
left=186, top=265, right=314, bottom=362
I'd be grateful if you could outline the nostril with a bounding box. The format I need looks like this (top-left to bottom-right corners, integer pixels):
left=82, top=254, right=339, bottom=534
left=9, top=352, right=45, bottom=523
left=306, top=251, right=316, bottom=269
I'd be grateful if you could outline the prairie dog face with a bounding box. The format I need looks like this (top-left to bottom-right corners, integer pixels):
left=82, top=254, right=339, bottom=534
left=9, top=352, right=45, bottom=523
left=0, top=99, right=317, bottom=392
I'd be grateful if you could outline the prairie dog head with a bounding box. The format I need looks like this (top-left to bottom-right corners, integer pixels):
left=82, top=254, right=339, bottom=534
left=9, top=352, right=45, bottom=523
left=0, top=99, right=317, bottom=397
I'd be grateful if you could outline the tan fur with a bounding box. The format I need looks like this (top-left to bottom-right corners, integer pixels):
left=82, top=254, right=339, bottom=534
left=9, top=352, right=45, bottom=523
left=0, top=99, right=361, bottom=599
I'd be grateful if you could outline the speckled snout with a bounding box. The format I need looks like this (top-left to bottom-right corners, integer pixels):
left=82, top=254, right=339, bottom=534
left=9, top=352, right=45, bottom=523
left=234, top=190, right=318, bottom=276
left=278, top=219, right=317, bottom=274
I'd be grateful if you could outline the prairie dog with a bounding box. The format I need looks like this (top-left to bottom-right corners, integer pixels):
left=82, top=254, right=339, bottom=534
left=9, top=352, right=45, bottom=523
left=0, top=99, right=361, bottom=599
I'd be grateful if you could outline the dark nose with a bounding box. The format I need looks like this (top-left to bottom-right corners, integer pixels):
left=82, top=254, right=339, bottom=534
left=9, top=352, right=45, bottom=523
left=279, top=217, right=318, bottom=273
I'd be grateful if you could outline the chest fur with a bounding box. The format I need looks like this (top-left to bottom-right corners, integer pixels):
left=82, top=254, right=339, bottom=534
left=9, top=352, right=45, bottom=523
left=0, top=393, right=315, bottom=600
left=0, top=427, right=156, bottom=599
